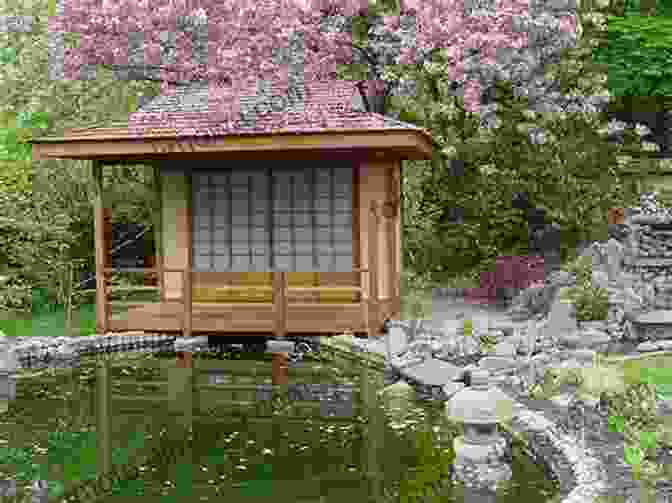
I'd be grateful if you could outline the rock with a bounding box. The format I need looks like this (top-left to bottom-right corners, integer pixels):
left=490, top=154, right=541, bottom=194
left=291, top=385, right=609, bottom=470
left=443, top=381, right=466, bottom=400
left=658, top=340, right=672, bottom=351
left=493, top=340, right=518, bottom=358
left=580, top=242, right=604, bottom=268
left=591, top=270, right=611, bottom=289
left=557, top=331, right=583, bottom=349
left=622, top=320, right=640, bottom=342
left=547, top=270, right=576, bottom=288
left=404, top=339, right=434, bottom=360
left=400, top=358, right=466, bottom=387
left=606, top=238, right=625, bottom=283
left=567, top=349, right=597, bottom=365
left=384, top=325, right=409, bottom=358
left=443, top=318, right=464, bottom=338
left=479, top=356, right=519, bottom=373
left=637, top=341, right=660, bottom=352
left=461, top=336, right=481, bottom=357
left=545, top=287, right=579, bottom=337
left=576, top=328, right=611, bottom=350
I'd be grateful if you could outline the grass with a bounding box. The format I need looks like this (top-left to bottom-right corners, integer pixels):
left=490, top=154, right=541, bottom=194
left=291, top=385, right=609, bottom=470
left=0, top=302, right=98, bottom=338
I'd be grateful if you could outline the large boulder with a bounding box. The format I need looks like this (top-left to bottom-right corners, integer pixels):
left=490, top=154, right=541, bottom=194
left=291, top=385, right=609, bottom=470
left=507, top=269, right=578, bottom=322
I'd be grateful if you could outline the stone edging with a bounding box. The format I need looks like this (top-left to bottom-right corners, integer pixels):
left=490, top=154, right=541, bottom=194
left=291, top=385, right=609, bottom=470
left=500, top=403, right=608, bottom=503
left=319, top=336, right=609, bottom=503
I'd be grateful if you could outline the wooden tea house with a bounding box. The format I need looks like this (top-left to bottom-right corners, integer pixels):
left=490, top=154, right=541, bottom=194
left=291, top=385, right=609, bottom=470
left=30, top=80, right=433, bottom=339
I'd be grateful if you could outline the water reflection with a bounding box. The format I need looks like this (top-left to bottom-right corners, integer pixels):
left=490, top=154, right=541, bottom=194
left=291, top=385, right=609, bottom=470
left=0, top=353, right=559, bottom=502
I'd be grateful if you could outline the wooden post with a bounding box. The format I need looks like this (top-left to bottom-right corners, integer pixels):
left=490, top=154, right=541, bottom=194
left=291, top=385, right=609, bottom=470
left=182, top=268, right=192, bottom=339
left=93, top=160, right=109, bottom=334
left=64, top=262, right=73, bottom=337
left=183, top=173, right=193, bottom=339
left=154, top=164, right=164, bottom=301
left=96, top=357, right=112, bottom=481
left=104, top=208, right=113, bottom=272
left=273, top=271, right=287, bottom=338
left=608, top=207, right=625, bottom=226
left=271, top=352, right=289, bottom=386
left=361, top=268, right=369, bottom=338
left=177, top=349, right=193, bottom=369
left=368, top=202, right=379, bottom=338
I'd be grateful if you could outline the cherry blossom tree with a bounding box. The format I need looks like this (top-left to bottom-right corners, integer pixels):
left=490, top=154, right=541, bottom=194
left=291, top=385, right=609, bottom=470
left=49, top=0, right=580, bottom=126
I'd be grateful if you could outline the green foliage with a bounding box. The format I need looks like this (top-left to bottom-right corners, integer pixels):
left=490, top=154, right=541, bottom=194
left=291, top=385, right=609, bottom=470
left=478, top=332, right=498, bottom=354
left=583, top=0, right=672, bottom=97
left=565, top=281, right=610, bottom=321
left=562, top=255, right=594, bottom=284
left=0, top=0, right=650, bottom=311
left=590, top=15, right=672, bottom=96
left=600, top=381, right=660, bottom=432
left=559, top=254, right=610, bottom=321
left=392, top=5, right=643, bottom=285
left=0, top=0, right=161, bottom=310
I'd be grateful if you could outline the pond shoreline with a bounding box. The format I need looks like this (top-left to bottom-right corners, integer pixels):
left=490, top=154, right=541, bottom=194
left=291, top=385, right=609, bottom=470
left=318, top=335, right=609, bottom=503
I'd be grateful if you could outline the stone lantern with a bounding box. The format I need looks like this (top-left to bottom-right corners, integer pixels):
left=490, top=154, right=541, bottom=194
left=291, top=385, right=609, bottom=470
left=0, top=346, right=17, bottom=413
left=445, top=369, right=515, bottom=491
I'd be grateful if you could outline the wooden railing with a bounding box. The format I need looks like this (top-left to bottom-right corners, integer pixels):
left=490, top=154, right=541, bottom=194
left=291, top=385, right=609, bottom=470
left=99, top=267, right=378, bottom=338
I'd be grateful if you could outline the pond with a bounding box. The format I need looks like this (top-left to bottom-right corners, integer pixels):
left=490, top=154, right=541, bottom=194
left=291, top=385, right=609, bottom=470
left=0, top=347, right=560, bottom=502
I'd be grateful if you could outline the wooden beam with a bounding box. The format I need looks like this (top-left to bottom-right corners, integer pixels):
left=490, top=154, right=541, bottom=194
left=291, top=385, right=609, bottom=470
left=92, top=160, right=109, bottom=334
left=30, top=130, right=434, bottom=162
left=154, top=164, right=164, bottom=302
left=392, top=162, right=402, bottom=319
left=368, top=201, right=379, bottom=338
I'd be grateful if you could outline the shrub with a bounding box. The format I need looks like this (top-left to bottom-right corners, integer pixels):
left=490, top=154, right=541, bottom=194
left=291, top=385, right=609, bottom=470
left=560, top=254, right=610, bottom=321
left=0, top=275, right=32, bottom=313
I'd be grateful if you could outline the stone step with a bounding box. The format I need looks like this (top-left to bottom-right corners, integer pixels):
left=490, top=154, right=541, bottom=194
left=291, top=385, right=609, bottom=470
left=634, top=310, right=672, bottom=324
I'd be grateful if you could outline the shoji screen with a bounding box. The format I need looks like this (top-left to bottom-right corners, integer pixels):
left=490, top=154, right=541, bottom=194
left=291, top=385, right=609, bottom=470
left=192, top=164, right=353, bottom=272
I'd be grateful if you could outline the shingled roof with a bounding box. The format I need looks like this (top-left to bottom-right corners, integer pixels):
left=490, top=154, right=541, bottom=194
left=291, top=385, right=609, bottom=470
left=30, top=79, right=434, bottom=162
left=63, top=79, right=433, bottom=141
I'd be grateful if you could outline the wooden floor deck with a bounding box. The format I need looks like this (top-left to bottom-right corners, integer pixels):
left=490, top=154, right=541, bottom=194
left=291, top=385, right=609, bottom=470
left=109, top=301, right=373, bottom=336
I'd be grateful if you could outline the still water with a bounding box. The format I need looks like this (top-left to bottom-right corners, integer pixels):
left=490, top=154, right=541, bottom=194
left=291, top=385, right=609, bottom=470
left=0, top=349, right=559, bottom=502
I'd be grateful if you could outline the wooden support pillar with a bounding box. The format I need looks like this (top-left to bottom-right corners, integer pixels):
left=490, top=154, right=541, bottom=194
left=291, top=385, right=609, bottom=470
left=143, top=254, right=156, bottom=286
left=177, top=350, right=193, bottom=369
left=273, top=272, right=287, bottom=338
left=182, top=269, right=192, bottom=339
left=271, top=352, right=289, bottom=386
left=103, top=208, right=113, bottom=270
left=390, top=163, right=401, bottom=320
left=368, top=201, right=379, bottom=338
left=608, top=207, right=625, bottom=226
left=153, top=164, right=164, bottom=301
left=183, top=173, right=193, bottom=339
left=93, top=160, right=109, bottom=335
left=96, top=357, right=112, bottom=481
